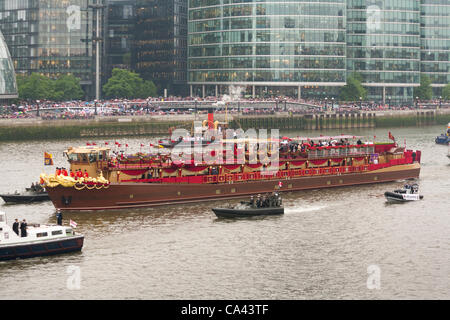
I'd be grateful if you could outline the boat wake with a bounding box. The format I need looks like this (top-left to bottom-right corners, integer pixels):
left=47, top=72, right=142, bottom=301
left=284, top=205, right=327, bottom=214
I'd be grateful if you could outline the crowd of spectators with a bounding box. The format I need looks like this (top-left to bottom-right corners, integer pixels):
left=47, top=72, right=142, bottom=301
left=0, top=96, right=447, bottom=120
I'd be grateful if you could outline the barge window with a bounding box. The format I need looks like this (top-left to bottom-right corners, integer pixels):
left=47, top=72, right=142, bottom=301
left=52, top=230, right=63, bottom=236
left=36, top=232, right=48, bottom=238
left=66, top=229, right=73, bottom=235
left=67, top=153, right=78, bottom=162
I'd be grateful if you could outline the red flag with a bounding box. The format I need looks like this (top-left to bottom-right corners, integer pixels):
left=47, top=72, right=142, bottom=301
left=118, top=144, right=121, bottom=147
left=140, top=143, right=144, bottom=147
left=86, top=142, right=91, bottom=146
left=105, top=142, right=109, bottom=145
left=126, top=144, right=129, bottom=147
left=92, top=142, right=97, bottom=146
left=150, top=143, right=154, bottom=147
left=115, top=141, right=119, bottom=145
left=388, top=132, right=395, bottom=142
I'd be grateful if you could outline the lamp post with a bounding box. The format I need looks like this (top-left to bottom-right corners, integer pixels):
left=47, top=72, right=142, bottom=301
left=88, top=1, right=105, bottom=101
left=36, top=100, right=40, bottom=117
left=439, top=96, right=442, bottom=110
left=275, top=98, right=279, bottom=111
left=146, top=98, right=150, bottom=114
left=415, top=96, right=419, bottom=109
left=388, top=96, right=391, bottom=109
left=194, top=98, right=198, bottom=120
left=324, top=97, right=328, bottom=111
left=284, top=97, right=287, bottom=112
left=94, top=99, right=98, bottom=116
left=331, top=97, right=334, bottom=112
left=359, top=96, right=362, bottom=109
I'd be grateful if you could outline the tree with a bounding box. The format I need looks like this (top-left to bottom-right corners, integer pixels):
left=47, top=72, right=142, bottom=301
left=17, top=73, right=54, bottom=100
left=442, top=83, right=450, bottom=101
left=414, top=75, right=433, bottom=100
left=17, top=73, right=84, bottom=101
left=53, top=75, right=84, bottom=101
left=103, top=68, right=157, bottom=99
left=339, top=74, right=367, bottom=102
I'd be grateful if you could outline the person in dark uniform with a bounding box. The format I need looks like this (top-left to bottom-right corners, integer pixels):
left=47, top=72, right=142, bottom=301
left=56, top=211, right=63, bottom=226
left=20, top=219, right=28, bottom=237
left=249, top=196, right=255, bottom=208
left=12, top=219, right=20, bottom=235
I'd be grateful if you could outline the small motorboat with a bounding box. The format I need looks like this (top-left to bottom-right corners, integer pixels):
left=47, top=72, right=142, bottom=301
left=0, top=211, right=84, bottom=261
left=0, top=183, right=50, bottom=204
left=435, top=123, right=450, bottom=145
left=384, top=183, right=423, bottom=203
left=212, top=193, right=284, bottom=218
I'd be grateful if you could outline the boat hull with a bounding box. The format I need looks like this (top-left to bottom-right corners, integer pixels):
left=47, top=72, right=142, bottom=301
left=0, top=193, right=50, bottom=204
left=0, top=236, right=84, bottom=261
left=435, top=135, right=450, bottom=145
left=46, top=163, right=421, bottom=211
left=212, top=207, right=284, bottom=218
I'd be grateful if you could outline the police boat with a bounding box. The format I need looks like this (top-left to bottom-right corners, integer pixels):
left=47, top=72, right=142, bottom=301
left=0, top=211, right=84, bottom=261
left=212, top=194, right=284, bottom=218
left=384, top=183, right=423, bottom=203
left=0, top=183, right=49, bottom=204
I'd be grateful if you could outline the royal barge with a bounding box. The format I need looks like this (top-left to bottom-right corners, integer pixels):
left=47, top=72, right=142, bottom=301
left=40, top=129, right=421, bottom=211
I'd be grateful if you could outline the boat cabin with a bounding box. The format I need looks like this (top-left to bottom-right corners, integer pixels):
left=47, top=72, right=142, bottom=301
left=0, top=211, right=74, bottom=245
left=64, top=146, right=110, bottom=178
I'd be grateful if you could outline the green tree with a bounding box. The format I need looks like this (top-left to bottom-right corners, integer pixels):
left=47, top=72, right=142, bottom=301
left=53, top=75, right=84, bottom=101
left=339, top=74, right=367, bottom=102
left=103, top=68, right=157, bottom=99
left=17, top=73, right=84, bottom=101
left=442, top=83, right=450, bottom=101
left=17, top=73, right=54, bottom=100
left=414, top=75, right=433, bottom=100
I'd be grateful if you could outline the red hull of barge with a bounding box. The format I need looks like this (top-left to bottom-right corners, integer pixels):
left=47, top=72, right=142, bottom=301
left=47, top=163, right=420, bottom=211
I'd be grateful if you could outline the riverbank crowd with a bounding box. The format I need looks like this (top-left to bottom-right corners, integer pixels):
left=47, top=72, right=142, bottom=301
left=0, top=96, right=448, bottom=119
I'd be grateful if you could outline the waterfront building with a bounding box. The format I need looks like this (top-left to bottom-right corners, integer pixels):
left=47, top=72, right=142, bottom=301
left=0, top=0, right=97, bottom=97
left=104, top=0, right=135, bottom=80
left=0, top=28, right=17, bottom=99
left=420, top=0, right=450, bottom=98
left=188, top=0, right=347, bottom=99
left=134, top=0, right=188, bottom=96
left=347, top=0, right=421, bottom=103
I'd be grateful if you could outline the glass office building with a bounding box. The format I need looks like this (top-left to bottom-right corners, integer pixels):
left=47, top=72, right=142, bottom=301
left=420, top=0, right=450, bottom=97
left=104, top=0, right=135, bottom=80
left=0, top=28, right=17, bottom=99
left=134, top=0, right=188, bottom=96
left=188, top=0, right=347, bottom=99
left=0, top=0, right=95, bottom=96
left=347, top=0, right=421, bottom=103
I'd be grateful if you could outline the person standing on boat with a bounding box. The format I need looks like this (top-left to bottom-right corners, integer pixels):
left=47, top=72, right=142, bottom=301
left=56, top=211, right=63, bottom=226
left=13, top=219, right=19, bottom=235
left=20, top=219, right=28, bottom=237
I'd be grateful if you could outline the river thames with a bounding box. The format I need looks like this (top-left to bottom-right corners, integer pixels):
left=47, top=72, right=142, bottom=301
left=0, top=125, right=449, bottom=299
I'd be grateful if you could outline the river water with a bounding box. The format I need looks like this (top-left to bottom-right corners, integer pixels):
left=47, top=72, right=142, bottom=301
left=0, top=125, right=449, bottom=300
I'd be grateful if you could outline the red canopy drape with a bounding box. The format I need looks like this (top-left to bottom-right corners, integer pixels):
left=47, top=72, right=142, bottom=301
left=121, top=169, right=148, bottom=176
left=291, top=160, right=306, bottom=166
left=310, top=159, right=328, bottom=166
left=183, top=165, right=209, bottom=172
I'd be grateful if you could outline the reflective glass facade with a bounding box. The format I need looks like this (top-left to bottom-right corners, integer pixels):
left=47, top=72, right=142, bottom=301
left=134, top=0, right=188, bottom=96
left=420, top=0, right=450, bottom=95
left=0, top=0, right=95, bottom=93
left=105, top=0, right=134, bottom=79
left=346, top=0, right=421, bottom=102
left=0, top=28, right=17, bottom=98
left=188, top=0, right=347, bottom=98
